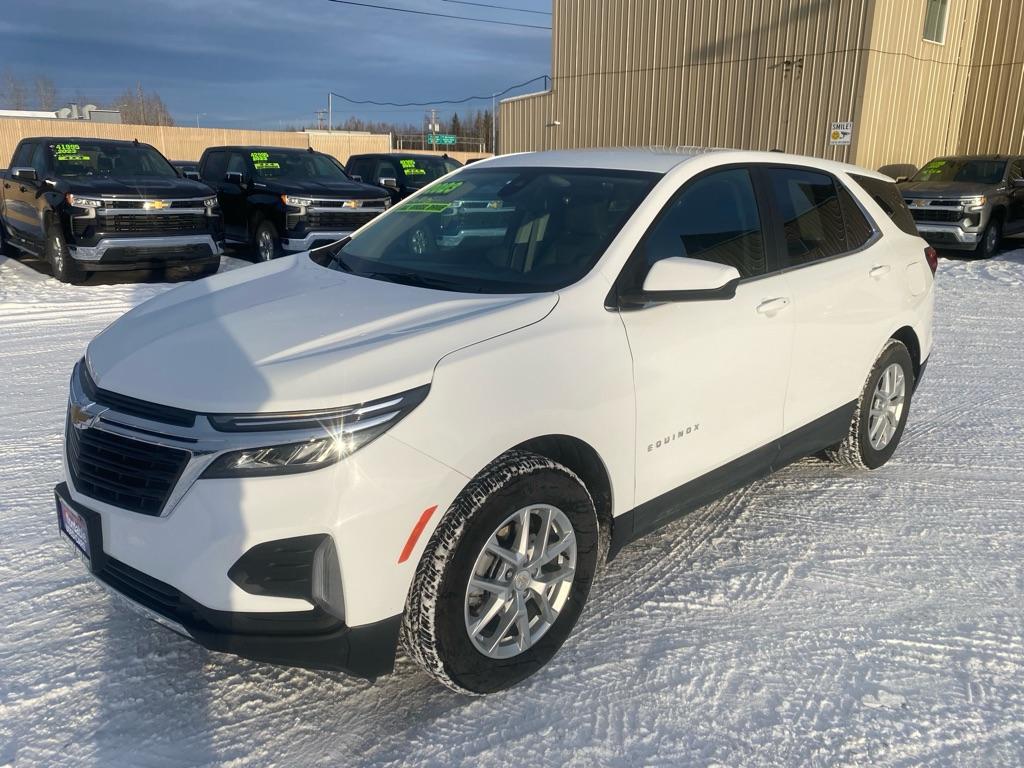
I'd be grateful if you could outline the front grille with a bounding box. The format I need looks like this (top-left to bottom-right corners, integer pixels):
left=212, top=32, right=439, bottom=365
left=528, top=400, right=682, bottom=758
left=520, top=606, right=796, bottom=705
left=80, top=364, right=196, bottom=427
left=66, top=418, right=191, bottom=516
left=99, top=213, right=206, bottom=234
left=103, top=199, right=207, bottom=210
left=910, top=209, right=963, bottom=223
left=101, top=556, right=183, bottom=614
left=307, top=210, right=379, bottom=229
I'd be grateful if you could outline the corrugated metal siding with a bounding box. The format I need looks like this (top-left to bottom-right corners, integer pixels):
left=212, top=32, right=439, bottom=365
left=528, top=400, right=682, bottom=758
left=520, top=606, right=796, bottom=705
left=501, top=0, right=873, bottom=160
left=502, top=0, right=1023, bottom=172
left=0, top=120, right=389, bottom=166
left=855, top=0, right=981, bottom=173
left=956, top=0, right=1024, bottom=156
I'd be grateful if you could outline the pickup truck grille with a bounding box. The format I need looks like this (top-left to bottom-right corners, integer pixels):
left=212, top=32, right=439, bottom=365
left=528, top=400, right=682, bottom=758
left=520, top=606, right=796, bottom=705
left=307, top=210, right=380, bottom=230
left=66, top=416, right=191, bottom=516
left=99, top=213, right=207, bottom=234
left=910, top=209, right=963, bottom=223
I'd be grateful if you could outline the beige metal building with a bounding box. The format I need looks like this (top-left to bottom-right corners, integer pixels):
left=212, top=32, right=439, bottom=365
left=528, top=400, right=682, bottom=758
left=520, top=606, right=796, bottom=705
left=501, top=0, right=1024, bottom=174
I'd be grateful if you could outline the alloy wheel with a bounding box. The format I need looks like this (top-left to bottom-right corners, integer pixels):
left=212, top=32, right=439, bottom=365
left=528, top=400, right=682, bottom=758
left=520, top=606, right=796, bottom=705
left=258, top=230, right=274, bottom=261
left=868, top=362, right=906, bottom=450
left=464, top=504, right=577, bottom=659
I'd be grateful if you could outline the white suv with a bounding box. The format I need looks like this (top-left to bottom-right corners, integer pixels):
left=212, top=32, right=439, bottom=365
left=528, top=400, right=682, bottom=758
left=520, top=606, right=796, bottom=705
left=56, top=149, right=935, bottom=693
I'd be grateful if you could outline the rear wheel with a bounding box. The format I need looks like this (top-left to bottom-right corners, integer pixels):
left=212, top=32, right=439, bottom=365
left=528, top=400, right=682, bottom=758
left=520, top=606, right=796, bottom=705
left=825, top=340, right=915, bottom=470
left=975, top=218, right=1002, bottom=259
left=46, top=224, right=85, bottom=284
left=402, top=451, right=601, bottom=694
left=254, top=220, right=281, bottom=262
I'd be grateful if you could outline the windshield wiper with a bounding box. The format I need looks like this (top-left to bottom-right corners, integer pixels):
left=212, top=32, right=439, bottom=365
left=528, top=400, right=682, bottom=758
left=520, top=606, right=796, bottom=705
left=363, top=269, right=473, bottom=292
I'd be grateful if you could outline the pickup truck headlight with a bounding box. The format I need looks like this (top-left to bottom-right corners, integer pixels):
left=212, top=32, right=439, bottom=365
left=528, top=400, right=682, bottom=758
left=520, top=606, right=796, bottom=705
left=203, top=196, right=220, bottom=215
left=67, top=194, right=103, bottom=208
left=282, top=194, right=314, bottom=208
left=201, top=385, right=429, bottom=478
left=960, top=195, right=986, bottom=208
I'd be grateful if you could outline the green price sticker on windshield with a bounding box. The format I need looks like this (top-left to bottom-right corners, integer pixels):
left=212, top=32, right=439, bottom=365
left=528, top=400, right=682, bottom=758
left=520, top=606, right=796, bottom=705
left=251, top=151, right=271, bottom=163
left=254, top=162, right=280, bottom=170
left=430, top=181, right=463, bottom=195
left=53, top=143, right=89, bottom=160
left=400, top=159, right=426, bottom=176
left=399, top=201, right=451, bottom=214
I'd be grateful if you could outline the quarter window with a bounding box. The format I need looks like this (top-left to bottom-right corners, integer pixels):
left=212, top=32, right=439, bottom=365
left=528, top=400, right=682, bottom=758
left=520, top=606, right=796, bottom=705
left=837, top=185, right=875, bottom=250
left=766, top=168, right=848, bottom=267
left=923, top=0, right=949, bottom=44
left=850, top=173, right=919, bottom=236
left=641, top=168, right=766, bottom=279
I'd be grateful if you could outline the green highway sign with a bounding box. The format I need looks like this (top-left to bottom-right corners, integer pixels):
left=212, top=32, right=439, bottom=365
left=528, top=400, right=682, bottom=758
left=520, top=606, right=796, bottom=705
left=428, top=134, right=457, bottom=145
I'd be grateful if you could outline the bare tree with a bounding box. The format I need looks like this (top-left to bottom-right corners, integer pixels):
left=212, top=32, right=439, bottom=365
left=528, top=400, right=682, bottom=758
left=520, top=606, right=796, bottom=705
left=111, top=82, right=175, bottom=126
left=0, top=70, right=30, bottom=110
left=33, top=76, right=58, bottom=111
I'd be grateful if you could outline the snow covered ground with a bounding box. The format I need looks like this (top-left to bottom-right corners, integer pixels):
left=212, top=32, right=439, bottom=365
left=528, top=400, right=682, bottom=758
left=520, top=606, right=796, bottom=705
left=1, top=246, right=1023, bottom=768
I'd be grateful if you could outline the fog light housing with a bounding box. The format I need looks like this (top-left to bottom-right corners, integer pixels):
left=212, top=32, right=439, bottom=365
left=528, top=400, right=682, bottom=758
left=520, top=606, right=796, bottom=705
left=312, top=537, right=345, bottom=619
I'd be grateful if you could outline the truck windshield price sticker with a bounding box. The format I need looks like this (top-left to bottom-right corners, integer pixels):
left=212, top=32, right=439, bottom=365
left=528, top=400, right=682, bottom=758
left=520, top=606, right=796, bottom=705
left=250, top=151, right=280, bottom=170
left=917, top=159, right=949, bottom=179
left=400, top=159, right=426, bottom=176
left=53, top=144, right=90, bottom=161
left=429, top=181, right=463, bottom=195
left=399, top=201, right=451, bottom=214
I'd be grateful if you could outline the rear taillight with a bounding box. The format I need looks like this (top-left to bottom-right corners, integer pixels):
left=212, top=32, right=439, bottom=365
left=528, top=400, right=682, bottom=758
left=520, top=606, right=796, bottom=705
left=924, top=246, right=938, bottom=275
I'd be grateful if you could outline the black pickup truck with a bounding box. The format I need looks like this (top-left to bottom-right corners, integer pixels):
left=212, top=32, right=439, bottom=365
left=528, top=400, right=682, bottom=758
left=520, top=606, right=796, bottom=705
left=198, top=146, right=391, bottom=261
left=0, top=137, right=224, bottom=283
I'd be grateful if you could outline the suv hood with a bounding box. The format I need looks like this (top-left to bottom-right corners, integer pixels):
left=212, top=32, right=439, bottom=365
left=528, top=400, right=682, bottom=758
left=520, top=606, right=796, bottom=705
left=62, top=175, right=215, bottom=198
left=265, top=178, right=389, bottom=199
left=898, top=180, right=994, bottom=200
left=86, top=255, right=557, bottom=413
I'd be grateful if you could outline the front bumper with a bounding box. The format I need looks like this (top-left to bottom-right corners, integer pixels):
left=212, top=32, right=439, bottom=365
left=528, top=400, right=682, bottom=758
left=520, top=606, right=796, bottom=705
left=56, top=482, right=401, bottom=676
left=69, top=234, right=224, bottom=269
left=280, top=231, right=354, bottom=252
left=914, top=224, right=982, bottom=250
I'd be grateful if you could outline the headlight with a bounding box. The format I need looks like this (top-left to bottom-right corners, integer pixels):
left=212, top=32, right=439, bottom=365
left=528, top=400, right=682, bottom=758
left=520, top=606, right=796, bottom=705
left=203, top=196, right=219, bottom=215
left=201, top=385, right=429, bottom=478
left=66, top=194, right=102, bottom=208
left=382, top=198, right=392, bottom=209
left=960, top=195, right=986, bottom=208
left=282, top=194, right=314, bottom=207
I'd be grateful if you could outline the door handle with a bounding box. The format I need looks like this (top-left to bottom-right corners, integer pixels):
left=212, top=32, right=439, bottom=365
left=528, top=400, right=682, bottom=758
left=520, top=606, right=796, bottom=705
left=756, top=297, right=791, bottom=315
left=869, top=264, right=891, bottom=279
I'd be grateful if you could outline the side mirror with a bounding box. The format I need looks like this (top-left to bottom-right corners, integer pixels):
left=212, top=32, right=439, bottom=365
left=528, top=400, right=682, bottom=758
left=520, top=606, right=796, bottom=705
left=11, top=167, right=38, bottom=182
left=350, top=174, right=363, bottom=182
left=184, top=170, right=201, bottom=181
left=622, top=257, right=742, bottom=306
left=224, top=171, right=245, bottom=185
left=895, top=176, right=909, bottom=183
left=1012, top=177, right=1024, bottom=189
left=379, top=177, right=399, bottom=190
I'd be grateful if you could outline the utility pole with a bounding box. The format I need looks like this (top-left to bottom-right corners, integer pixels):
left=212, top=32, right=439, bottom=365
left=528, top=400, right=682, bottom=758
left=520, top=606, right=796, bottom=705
left=195, top=112, right=206, bottom=129
left=314, top=109, right=327, bottom=130
left=328, top=92, right=333, bottom=133
left=430, top=108, right=438, bottom=151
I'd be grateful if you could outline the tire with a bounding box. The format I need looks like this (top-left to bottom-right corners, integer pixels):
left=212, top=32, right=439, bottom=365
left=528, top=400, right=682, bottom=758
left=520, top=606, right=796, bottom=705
left=401, top=450, right=602, bottom=694
left=46, top=224, right=85, bottom=284
left=825, top=339, right=915, bottom=470
left=975, top=218, right=1002, bottom=259
left=253, top=220, right=281, bottom=262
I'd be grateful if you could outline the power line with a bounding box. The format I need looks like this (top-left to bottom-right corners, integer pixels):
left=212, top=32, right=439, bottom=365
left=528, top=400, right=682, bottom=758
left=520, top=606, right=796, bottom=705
left=329, top=74, right=549, bottom=107
left=326, top=0, right=551, bottom=30
left=441, top=0, right=551, bottom=15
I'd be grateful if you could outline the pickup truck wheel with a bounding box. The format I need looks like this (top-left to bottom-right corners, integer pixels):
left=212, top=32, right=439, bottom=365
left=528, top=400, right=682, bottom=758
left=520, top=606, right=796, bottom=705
left=46, top=226, right=85, bottom=284
left=975, top=219, right=1002, bottom=259
left=825, top=339, right=914, bottom=470
left=401, top=450, right=601, bottom=695
left=254, top=221, right=281, bottom=262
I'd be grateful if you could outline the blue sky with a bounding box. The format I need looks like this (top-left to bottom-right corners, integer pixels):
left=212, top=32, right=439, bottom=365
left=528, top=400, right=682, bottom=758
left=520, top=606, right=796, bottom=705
left=4, top=0, right=552, bottom=128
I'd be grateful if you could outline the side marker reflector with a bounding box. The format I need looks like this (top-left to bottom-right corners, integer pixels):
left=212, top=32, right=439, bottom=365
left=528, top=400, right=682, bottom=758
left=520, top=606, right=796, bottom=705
left=398, top=505, right=438, bottom=564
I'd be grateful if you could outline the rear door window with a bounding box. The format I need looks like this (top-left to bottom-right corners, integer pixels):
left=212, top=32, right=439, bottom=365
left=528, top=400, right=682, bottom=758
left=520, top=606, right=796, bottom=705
left=850, top=174, right=919, bottom=236
left=765, top=168, right=850, bottom=267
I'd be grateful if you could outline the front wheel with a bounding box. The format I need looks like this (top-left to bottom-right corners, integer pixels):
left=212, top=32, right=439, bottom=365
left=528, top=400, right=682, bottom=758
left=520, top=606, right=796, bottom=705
left=253, top=220, right=281, bottom=262
left=402, top=451, right=601, bottom=694
left=975, top=218, right=1002, bottom=259
left=825, top=339, right=915, bottom=470
left=46, top=225, right=85, bottom=284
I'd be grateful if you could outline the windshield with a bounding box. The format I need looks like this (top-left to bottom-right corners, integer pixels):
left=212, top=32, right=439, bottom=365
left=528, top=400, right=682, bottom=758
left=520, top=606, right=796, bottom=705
left=398, top=156, right=459, bottom=189
left=912, top=158, right=1007, bottom=184
left=48, top=142, right=177, bottom=178
left=323, top=167, right=657, bottom=294
left=249, top=150, right=349, bottom=180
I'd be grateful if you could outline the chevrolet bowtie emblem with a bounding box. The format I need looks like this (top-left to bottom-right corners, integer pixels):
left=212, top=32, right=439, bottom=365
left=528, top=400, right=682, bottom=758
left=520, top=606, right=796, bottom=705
left=143, top=200, right=170, bottom=210
left=70, top=402, right=106, bottom=430
left=342, top=200, right=361, bottom=209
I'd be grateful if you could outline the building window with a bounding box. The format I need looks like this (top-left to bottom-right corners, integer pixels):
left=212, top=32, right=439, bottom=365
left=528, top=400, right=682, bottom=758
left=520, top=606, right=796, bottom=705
left=923, top=0, right=950, bottom=44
